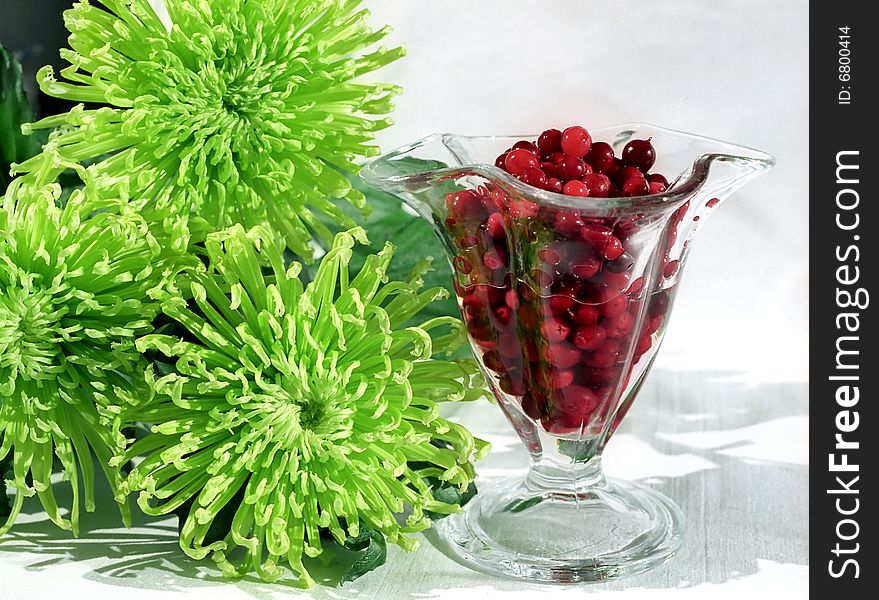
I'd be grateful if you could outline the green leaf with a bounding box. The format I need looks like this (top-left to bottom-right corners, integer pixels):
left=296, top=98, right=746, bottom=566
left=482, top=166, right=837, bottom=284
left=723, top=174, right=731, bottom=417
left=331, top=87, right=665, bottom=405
left=0, top=45, right=41, bottom=194
left=340, top=525, right=387, bottom=584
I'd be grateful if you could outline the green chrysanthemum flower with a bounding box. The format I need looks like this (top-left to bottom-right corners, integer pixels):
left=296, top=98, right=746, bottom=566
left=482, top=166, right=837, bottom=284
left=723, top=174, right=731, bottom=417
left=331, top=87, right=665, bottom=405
left=110, top=226, right=487, bottom=585
left=17, top=0, right=404, bottom=258
left=0, top=158, right=186, bottom=535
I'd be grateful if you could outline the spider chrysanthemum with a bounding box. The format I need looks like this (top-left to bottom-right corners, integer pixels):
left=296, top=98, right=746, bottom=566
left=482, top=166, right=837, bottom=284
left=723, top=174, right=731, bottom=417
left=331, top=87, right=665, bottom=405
left=0, top=158, right=185, bottom=535
left=17, top=0, right=404, bottom=257
left=111, top=226, right=487, bottom=585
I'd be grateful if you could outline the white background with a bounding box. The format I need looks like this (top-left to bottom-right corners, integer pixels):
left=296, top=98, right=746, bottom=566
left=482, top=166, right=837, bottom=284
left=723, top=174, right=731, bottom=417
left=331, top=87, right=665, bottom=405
left=1, top=1, right=809, bottom=599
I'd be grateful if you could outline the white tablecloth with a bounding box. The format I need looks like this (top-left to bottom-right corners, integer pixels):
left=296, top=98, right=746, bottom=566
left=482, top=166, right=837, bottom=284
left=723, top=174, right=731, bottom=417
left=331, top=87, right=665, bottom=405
left=0, top=1, right=809, bottom=598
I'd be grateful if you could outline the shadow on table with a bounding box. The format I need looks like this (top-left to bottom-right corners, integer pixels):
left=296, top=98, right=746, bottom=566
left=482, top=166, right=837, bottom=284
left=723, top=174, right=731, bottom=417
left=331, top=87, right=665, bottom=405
left=0, top=368, right=808, bottom=599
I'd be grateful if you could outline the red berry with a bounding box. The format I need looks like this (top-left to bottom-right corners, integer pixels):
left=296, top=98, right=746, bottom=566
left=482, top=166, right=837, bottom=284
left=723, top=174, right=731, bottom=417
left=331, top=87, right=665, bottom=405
left=573, top=304, right=600, bottom=325
left=542, top=319, right=572, bottom=343
left=498, top=333, right=522, bottom=358
left=605, top=311, right=635, bottom=338
left=584, top=141, right=615, bottom=173
left=647, top=173, right=669, bottom=187
left=572, top=325, right=606, bottom=350
left=548, top=152, right=567, bottom=165
left=581, top=173, right=611, bottom=198
left=663, top=259, right=680, bottom=278
left=485, top=212, right=506, bottom=238
left=571, top=255, right=602, bottom=279
left=560, top=126, right=593, bottom=158
left=557, top=156, right=587, bottom=181
left=512, top=140, right=540, bottom=156
left=553, top=385, right=598, bottom=415
left=453, top=256, right=472, bottom=274
left=621, top=138, right=656, bottom=172
left=547, top=177, right=564, bottom=193
left=599, top=290, right=629, bottom=318
left=580, top=223, right=613, bottom=249
left=505, top=149, right=540, bottom=175
left=446, top=190, right=486, bottom=221
left=613, top=166, right=644, bottom=185
left=621, top=177, right=649, bottom=197
left=563, top=180, right=590, bottom=197
left=549, top=294, right=576, bottom=316
left=539, top=247, right=563, bottom=266
left=602, top=236, right=625, bottom=260
left=521, top=394, right=543, bottom=420
left=537, top=129, right=563, bottom=155
left=541, top=161, right=560, bottom=179
left=550, top=369, right=576, bottom=389
left=520, top=166, right=548, bottom=189
left=546, top=343, right=582, bottom=369
left=649, top=181, right=667, bottom=194
left=493, top=305, right=513, bottom=328
left=495, top=152, right=509, bottom=170
left=554, top=212, right=585, bottom=237
left=483, top=250, right=506, bottom=270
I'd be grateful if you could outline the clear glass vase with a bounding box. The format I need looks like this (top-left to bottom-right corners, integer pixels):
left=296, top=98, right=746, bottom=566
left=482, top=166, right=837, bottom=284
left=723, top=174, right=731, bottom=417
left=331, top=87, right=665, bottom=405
left=363, top=124, right=774, bottom=583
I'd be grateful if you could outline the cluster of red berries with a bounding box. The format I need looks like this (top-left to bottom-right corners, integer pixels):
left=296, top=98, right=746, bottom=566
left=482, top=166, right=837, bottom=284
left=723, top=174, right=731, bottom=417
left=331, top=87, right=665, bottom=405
left=445, top=126, right=685, bottom=436
left=494, top=126, right=670, bottom=198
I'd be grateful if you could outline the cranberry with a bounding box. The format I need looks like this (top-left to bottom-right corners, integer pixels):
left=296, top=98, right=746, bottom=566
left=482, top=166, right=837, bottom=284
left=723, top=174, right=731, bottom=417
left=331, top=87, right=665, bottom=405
left=647, top=173, right=669, bottom=187
left=542, top=319, right=572, bottom=343
left=485, top=212, right=505, bottom=238
left=537, top=129, right=563, bottom=155
left=663, top=259, right=680, bottom=278
left=530, top=268, right=555, bottom=288
left=505, top=149, right=540, bottom=175
left=648, top=290, right=669, bottom=317
left=573, top=304, right=600, bottom=326
left=549, top=294, right=576, bottom=316
left=493, top=305, right=513, bottom=328
left=605, top=311, right=635, bottom=338
left=446, top=190, right=486, bottom=221
left=550, top=369, right=576, bottom=389
left=520, top=166, right=548, bottom=189
left=495, top=152, right=509, bottom=169
left=453, top=256, right=472, bottom=274
left=621, top=138, right=656, bottom=172
left=602, top=236, right=625, bottom=260
left=541, top=161, right=560, bottom=178
left=614, top=166, right=644, bottom=185
left=648, top=181, right=667, bottom=194
left=563, top=180, right=590, bottom=197
left=554, top=212, right=585, bottom=238
left=598, top=289, right=629, bottom=318
left=604, top=157, right=622, bottom=180
left=483, top=250, right=506, bottom=271
left=621, top=177, right=649, bottom=197
left=572, top=325, right=606, bottom=350
left=581, top=173, right=611, bottom=197
left=548, top=152, right=567, bottom=165
left=547, top=177, right=564, bottom=193
left=505, top=287, right=519, bottom=310
left=509, top=199, right=540, bottom=218
left=602, top=271, right=631, bottom=292
left=553, top=385, right=598, bottom=415
left=585, top=347, right=622, bottom=369
left=521, top=394, right=543, bottom=420
left=570, top=255, right=602, bottom=279
left=635, top=333, right=653, bottom=356
left=546, top=343, right=582, bottom=369
left=706, top=197, right=720, bottom=208
left=580, top=223, right=613, bottom=249
left=627, top=276, right=645, bottom=297
left=538, top=247, right=563, bottom=267
left=605, top=252, right=634, bottom=273
left=560, top=126, right=593, bottom=158
left=512, top=140, right=540, bottom=156
left=584, top=141, right=615, bottom=173
left=557, top=156, right=587, bottom=181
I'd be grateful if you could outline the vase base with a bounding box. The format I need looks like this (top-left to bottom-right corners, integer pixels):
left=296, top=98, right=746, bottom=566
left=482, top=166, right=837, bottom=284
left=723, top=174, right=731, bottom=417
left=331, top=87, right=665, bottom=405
left=433, top=475, right=684, bottom=584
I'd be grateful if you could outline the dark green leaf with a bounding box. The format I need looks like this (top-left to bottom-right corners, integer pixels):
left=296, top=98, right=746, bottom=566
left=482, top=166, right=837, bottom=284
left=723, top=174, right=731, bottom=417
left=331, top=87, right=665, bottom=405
left=0, top=455, right=11, bottom=519
left=0, top=45, right=41, bottom=194
left=340, top=525, right=387, bottom=584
